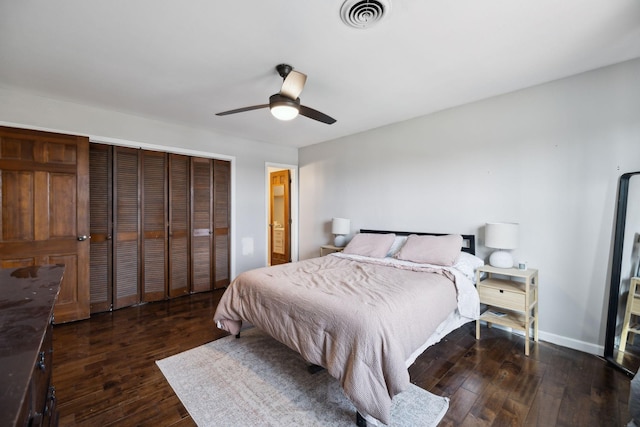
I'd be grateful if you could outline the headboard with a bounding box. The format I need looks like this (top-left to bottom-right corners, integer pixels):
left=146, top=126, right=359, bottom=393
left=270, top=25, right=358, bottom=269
left=359, top=229, right=476, bottom=255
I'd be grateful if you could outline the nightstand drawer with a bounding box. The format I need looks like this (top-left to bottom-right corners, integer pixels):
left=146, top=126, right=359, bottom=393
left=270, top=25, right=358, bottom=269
left=320, top=245, right=343, bottom=256
left=478, top=285, right=525, bottom=311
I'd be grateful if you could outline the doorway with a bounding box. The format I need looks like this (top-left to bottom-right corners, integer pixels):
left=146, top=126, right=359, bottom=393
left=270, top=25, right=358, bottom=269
left=266, top=164, right=298, bottom=265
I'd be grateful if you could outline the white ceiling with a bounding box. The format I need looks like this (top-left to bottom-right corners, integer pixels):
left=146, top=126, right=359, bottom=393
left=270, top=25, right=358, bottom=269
left=1, top=1, right=639, bottom=148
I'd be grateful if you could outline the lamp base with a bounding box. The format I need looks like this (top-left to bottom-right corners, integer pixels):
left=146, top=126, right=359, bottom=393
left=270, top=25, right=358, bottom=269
left=334, top=235, right=347, bottom=247
left=489, top=250, right=514, bottom=268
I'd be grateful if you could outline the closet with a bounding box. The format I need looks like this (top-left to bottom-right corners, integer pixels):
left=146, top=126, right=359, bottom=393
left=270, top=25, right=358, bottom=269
left=0, top=127, right=231, bottom=322
left=89, top=143, right=230, bottom=314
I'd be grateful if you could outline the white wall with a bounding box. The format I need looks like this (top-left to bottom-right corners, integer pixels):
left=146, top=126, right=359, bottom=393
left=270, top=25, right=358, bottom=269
left=299, top=58, right=640, bottom=355
left=0, top=85, right=298, bottom=277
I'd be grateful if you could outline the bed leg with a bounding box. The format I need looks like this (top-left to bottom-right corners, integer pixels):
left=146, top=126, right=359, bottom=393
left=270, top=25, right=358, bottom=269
left=356, top=411, right=367, bottom=427
left=307, top=364, right=324, bottom=374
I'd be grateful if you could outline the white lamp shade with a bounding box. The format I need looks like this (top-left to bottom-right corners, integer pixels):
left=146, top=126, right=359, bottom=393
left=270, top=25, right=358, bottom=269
left=485, top=222, right=519, bottom=249
left=331, top=218, right=350, bottom=235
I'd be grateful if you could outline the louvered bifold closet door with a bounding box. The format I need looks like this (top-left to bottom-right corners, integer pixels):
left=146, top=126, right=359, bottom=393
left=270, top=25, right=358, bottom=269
left=168, top=154, right=190, bottom=297
left=89, top=143, right=113, bottom=313
left=191, top=157, right=213, bottom=293
left=141, top=150, right=168, bottom=301
left=113, top=147, right=140, bottom=309
left=213, top=159, right=230, bottom=289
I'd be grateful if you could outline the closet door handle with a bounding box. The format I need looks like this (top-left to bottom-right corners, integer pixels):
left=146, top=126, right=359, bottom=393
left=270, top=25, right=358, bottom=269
left=77, top=235, right=88, bottom=241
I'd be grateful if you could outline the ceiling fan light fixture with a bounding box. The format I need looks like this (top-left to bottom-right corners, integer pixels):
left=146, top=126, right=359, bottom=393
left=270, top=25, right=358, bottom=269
left=269, top=94, right=300, bottom=121
left=270, top=105, right=299, bottom=121
left=216, top=66, right=335, bottom=125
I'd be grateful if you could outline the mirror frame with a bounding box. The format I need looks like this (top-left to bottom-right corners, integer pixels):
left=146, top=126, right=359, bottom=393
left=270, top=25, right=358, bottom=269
left=605, top=171, right=640, bottom=375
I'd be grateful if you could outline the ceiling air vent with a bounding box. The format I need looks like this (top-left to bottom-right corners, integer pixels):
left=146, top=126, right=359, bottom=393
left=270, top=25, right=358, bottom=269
left=340, top=0, right=391, bottom=29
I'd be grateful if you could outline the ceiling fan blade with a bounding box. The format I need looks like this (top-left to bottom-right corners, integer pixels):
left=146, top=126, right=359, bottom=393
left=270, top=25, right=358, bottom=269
left=216, top=104, right=269, bottom=116
left=299, top=105, right=337, bottom=125
left=279, top=71, right=307, bottom=100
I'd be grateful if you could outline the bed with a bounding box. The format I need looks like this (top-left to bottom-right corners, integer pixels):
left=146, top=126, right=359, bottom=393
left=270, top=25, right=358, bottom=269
left=214, top=230, right=482, bottom=426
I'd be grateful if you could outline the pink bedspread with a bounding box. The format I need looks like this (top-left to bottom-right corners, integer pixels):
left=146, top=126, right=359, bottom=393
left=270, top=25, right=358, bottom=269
left=214, top=255, right=458, bottom=424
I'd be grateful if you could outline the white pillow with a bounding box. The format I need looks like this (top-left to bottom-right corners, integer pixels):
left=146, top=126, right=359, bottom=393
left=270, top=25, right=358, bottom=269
left=453, top=252, right=485, bottom=282
left=386, top=235, right=408, bottom=257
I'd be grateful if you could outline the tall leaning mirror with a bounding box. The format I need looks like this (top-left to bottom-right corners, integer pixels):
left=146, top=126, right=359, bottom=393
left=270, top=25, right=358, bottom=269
left=605, top=172, right=640, bottom=375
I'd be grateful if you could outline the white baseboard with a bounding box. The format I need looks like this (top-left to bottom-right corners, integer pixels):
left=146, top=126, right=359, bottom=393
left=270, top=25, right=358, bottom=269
left=538, top=330, right=604, bottom=356
left=478, top=320, right=604, bottom=356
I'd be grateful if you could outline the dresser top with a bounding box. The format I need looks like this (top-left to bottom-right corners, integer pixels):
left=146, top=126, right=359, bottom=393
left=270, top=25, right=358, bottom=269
left=0, top=265, right=64, bottom=426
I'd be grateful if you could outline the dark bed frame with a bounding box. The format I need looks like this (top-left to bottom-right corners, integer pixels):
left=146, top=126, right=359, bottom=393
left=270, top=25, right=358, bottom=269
left=359, top=229, right=476, bottom=255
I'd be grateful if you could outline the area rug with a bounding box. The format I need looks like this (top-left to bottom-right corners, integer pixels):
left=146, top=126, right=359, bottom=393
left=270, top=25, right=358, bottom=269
left=156, top=328, right=448, bottom=426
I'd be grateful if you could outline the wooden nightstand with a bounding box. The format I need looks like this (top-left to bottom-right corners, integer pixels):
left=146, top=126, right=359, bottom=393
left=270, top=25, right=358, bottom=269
left=475, top=264, right=539, bottom=356
left=320, top=244, right=344, bottom=256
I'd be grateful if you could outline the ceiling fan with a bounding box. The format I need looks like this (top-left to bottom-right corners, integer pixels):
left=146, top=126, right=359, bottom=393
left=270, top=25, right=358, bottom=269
left=216, top=64, right=336, bottom=125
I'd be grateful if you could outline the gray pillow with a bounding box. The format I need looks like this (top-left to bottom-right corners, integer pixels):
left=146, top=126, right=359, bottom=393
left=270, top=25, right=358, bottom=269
left=395, top=234, right=463, bottom=266
left=342, top=233, right=396, bottom=258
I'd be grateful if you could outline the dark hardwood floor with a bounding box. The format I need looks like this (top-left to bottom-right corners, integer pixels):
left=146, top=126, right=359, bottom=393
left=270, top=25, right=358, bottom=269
left=613, top=338, right=640, bottom=375
left=413, top=326, right=632, bottom=426
left=53, top=290, right=227, bottom=426
left=53, top=291, right=633, bottom=426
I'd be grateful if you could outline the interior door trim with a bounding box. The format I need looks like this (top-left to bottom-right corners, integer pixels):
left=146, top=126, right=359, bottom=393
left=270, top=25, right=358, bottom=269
left=265, top=163, right=298, bottom=266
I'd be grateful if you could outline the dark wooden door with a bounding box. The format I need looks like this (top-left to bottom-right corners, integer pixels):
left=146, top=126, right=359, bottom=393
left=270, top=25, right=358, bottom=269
left=89, top=143, right=113, bottom=313
left=113, top=147, right=140, bottom=309
left=190, top=157, right=212, bottom=293
left=141, top=150, right=167, bottom=302
left=0, top=126, right=90, bottom=323
left=168, top=154, right=190, bottom=297
left=213, top=159, right=230, bottom=288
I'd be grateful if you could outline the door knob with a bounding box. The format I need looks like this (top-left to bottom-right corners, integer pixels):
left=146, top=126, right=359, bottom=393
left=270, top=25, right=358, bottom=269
left=77, top=235, right=88, bottom=241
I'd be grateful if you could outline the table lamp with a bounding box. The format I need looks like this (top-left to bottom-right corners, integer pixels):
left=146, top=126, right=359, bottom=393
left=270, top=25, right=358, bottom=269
left=332, top=218, right=350, bottom=247
left=485, top=222, right=519, bottom=268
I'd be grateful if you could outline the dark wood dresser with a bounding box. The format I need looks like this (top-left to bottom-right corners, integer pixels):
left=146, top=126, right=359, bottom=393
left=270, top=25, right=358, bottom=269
left=0, top=265, right=64, bottom=427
